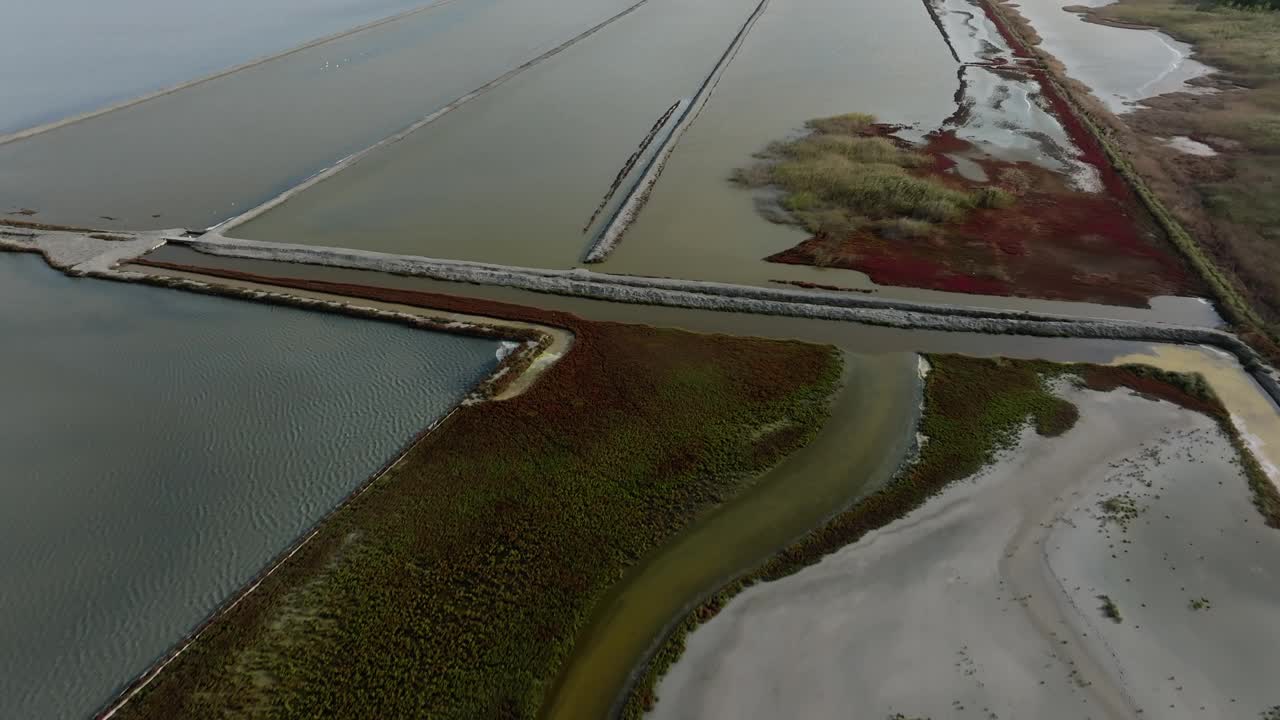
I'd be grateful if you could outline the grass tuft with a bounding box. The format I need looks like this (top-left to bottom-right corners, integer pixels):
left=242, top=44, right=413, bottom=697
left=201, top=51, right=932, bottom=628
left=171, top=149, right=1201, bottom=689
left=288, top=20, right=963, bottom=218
left=805, top=112, right=878, bottom=135
left=1098, top=594, right=1123, bottom=623
left=735, top=113, right=1015, bottom=239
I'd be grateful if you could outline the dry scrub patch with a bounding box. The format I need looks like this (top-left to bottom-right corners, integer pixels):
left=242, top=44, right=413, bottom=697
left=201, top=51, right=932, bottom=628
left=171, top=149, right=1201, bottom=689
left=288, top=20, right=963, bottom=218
left=1093, top=0, right=1280, bottom=321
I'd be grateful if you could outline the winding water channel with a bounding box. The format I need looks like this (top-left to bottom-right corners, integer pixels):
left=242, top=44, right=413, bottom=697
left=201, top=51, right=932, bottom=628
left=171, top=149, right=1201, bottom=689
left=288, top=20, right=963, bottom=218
left=0, top=253, right=499, bottom=719
left=122, top=251, right=1280, bottom=717
left=2, top=0, right=1275, bottom=714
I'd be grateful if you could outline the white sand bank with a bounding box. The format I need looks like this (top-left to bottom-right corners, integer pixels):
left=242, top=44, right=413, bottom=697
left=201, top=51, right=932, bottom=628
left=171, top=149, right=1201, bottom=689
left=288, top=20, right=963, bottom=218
left=650, top=385, right=1280, bottom=719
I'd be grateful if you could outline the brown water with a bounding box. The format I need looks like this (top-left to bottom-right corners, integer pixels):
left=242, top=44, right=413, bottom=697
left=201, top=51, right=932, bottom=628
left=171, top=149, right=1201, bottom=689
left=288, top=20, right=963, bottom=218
left=221, top=0, right=1219, bottom=326
left=596, top=0, right=1216, bottom=326
left=597, top=0, right=956, bottom=283
left=0, top=0, right=638, bottom=230
left=233, top=0, right=763, bottom=261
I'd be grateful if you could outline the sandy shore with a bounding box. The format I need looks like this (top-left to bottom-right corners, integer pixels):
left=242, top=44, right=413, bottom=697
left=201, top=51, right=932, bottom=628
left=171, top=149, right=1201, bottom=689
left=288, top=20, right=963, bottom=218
left=650, top=384, right=1280, bottom=719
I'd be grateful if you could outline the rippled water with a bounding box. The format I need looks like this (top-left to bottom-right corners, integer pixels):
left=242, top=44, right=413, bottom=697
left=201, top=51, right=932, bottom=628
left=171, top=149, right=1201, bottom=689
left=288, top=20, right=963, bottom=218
left=0, top=253, right=498, bottom=719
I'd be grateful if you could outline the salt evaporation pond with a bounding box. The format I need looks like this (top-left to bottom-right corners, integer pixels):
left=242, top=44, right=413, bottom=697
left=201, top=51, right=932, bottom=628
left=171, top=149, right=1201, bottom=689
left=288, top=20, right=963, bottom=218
left=0, top=0, right=639, bottom=230
left=0, top=253, right=499, bottom=719
left=0, top=0, right=430, bottom=134
left=232, top=0, right=761, bottom=261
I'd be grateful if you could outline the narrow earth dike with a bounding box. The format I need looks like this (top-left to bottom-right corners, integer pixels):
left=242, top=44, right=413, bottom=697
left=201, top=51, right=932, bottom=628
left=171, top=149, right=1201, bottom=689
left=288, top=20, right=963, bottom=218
left=980, top=0, right=1280, bottom=362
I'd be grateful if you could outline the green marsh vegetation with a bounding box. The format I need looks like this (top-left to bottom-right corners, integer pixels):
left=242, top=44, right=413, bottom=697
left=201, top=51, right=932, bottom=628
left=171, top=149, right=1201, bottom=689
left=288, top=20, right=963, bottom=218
left=624, top=355, right=1079, bottom=716
left=731, top=113, right=1012, bottom=247
left=1091, top=0, right=1280, bottom=329
left=623, top=356, right=1278, bottom=716
left=1098, top=492, right=1142, bottom=529
left=1098, top=594, right=1123, bottom=622
left=112, top=287, right=841, bottom=719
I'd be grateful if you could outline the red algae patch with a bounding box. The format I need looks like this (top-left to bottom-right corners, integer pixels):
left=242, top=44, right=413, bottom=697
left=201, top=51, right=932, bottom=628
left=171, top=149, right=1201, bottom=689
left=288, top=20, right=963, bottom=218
left=764, top=120, right=1204, bottom=307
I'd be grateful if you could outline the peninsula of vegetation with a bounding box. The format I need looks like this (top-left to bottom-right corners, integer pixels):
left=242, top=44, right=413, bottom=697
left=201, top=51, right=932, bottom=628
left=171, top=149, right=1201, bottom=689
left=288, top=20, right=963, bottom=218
left=108, top=273, right=841, bottom=719
left=982, top=0, right=1280, bottom=357
left=742, top=108, right=1201, bottom=306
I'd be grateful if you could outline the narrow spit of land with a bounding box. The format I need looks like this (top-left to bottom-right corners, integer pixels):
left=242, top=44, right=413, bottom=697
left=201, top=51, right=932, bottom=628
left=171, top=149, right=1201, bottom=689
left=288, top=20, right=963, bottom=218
left=107, top=276, right=842, bottom=719
left=623, top=356, right=1279, bottom=717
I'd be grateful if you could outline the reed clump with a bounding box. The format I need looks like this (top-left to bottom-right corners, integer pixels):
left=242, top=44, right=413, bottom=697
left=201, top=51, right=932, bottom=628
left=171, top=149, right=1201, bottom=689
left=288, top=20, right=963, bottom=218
left=733, top=113, right=1013, bottom=239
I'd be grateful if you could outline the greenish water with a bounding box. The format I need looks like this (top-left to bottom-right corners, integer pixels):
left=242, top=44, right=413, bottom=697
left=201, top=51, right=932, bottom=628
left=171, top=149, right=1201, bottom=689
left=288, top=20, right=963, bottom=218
left=541, top=351, right=923, bottom=719
left=0, top=253, right=499, bottom=719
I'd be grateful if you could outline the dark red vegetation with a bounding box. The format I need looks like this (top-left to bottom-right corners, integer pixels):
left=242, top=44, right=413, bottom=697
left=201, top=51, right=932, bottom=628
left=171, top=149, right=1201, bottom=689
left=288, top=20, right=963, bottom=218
left=115, top=260, right=841, bottom=719
left=768, top=124, right=1204, bottom=307
left=765, top=47, right=1208, bottom=307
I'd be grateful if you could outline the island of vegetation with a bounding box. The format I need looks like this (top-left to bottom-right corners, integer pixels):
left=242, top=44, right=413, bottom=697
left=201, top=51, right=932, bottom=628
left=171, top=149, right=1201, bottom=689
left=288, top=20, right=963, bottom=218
left=739, top=111, right=1202, bottom=307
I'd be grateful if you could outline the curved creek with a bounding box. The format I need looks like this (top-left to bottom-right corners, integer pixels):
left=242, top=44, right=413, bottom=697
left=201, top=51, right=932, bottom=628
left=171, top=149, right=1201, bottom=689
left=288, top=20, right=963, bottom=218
left=125, top=252, right=1280, bottom=717
left=542, top=351, right=924, bottom=719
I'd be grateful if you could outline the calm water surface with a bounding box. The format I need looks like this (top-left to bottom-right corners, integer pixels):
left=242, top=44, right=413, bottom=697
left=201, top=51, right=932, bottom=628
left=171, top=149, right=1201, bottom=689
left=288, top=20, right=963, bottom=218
left=1011, top=0, right=1212, bottom=114
left=0, top=0, right=429, bottom=134
left=0, top=253, right=498, bottom=719
left=0, top=0, right=638, bottom=230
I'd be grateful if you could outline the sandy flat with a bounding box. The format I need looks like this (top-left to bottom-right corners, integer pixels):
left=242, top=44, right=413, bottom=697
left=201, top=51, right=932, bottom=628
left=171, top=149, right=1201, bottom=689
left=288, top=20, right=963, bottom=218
left=650, top=383, right=1280, bottom=719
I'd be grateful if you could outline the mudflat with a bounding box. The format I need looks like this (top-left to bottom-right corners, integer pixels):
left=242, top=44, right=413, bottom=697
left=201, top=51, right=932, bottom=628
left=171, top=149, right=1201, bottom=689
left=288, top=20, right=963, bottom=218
left=649, top=384, right=1280, bottom=719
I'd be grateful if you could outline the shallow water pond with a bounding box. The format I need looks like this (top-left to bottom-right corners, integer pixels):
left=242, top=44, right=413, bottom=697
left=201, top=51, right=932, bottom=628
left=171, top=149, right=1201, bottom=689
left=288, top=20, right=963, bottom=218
left=0, top=0, right=639, bottom=230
